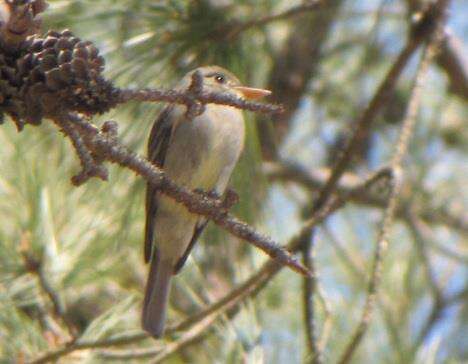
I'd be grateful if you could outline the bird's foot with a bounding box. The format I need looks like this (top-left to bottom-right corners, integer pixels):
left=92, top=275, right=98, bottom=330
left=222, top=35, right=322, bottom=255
left=222, top=188, right=239, bottom=209
left=192, top=188, right=238, bottom=210
left=193, top=188, right=222, bottom=201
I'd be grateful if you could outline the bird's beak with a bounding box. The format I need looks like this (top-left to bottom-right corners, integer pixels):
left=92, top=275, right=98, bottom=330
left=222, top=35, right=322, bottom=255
left=233, top=86, right=272, bottom=100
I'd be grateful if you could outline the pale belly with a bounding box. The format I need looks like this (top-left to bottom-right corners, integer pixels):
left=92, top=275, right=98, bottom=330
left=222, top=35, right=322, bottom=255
left=153, top=104, right=245, bottom=259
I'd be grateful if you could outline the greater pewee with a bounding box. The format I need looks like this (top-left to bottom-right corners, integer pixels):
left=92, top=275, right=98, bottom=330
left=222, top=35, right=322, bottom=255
left=142, top=66, right=271, bottom=338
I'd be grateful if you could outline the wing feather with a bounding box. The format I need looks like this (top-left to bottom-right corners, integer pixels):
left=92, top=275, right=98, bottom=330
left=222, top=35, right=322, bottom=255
left=144, top=106, right=174, bottom=263
left=144, top=105, right=210, bottom=270
left=173, top=219, right=208, bottom=274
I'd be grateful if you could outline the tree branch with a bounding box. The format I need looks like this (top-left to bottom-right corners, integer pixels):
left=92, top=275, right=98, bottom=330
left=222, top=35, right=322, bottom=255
left=263, top=161, right=468, bottom=235
left=151, top=314, right=219, bottom=363
left=407, top=211, right=444, bottom=303
left=225, top=0, right=326, bottom=40
left=406, top=0, right=468, bottom=100
left=116, top=86, right=283, bottom=116
left=437, top=32, right=468, bottom=100
left=53, top=114, right=108, bottom=185
left=257, top=0, right=345, bottom=159
left=299, top=168, right=392, bottom=362
left=56, top=113, right=310, bottom=277
left=18, top=233, right=75, bottom=340
left=315, top=35, right=420, bottom=209
left=29, top=250, right=285, bottom=364
left=297, top=9, right=444, bottom=349
left=337, top=2, right=449, bottom=361
left=302, top=229, right=321, bottom=364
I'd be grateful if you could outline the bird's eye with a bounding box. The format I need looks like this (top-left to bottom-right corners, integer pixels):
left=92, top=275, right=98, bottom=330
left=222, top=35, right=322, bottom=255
left=214, top=74, right=225, bottom=84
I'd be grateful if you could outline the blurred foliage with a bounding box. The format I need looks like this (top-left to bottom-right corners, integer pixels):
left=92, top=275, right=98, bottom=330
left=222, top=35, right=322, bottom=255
left=0, top=0, right=467, bottom=363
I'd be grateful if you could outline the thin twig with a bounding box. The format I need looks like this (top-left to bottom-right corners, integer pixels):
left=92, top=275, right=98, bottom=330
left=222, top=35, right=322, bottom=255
left=337, top=2, right=448, bottom=361
left=407, top=211, right=444, bottom=302
left=406, top=212, right=452, bottom=358
left=316, top=285, right=333, bottom=355
left=29, top=256, right=280, bottom=364
left=257, top=0, right=345, bottom=159
left=301, top=167, right=393, bottom=233
left=53, top=114, right=108, bottom=185
left=263, top=161, right=468, bottom=235
left=297, top=7, right=439, bottom=356
left=437, top=32, right=468, bottom=100
left=98, top=347, right=163, bottom=360
left=117, top=87, right=283, bottom=116
left=410, top=216, right=468, bottom=263
left=409, top=285, right=467, bottom=359
left=324, top=224, right=410, bottom=362
left=98, top=315, right=218, bottom=362
left=18, top=233, right=75, bottom=339
left=152, top=316, right=217, bottom=363
left=311, top=0, right=448, bottom=212
left=302, top=229, right=321, bottom=364
left=28, top=332, right=149, bottom=364
left=270, top=165, right=393, bottom=346
left=227, top=2, right=406, bottom=40
left=316, top=39, right=419, bottom=209
left=299, top=167, right=391, bottom=362
left=406, top=0, right=468, bottom=100
left=225, top=0, right=325, bottom=39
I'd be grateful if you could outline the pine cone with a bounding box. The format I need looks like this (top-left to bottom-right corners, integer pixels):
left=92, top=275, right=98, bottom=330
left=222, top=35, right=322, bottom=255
left=0, top=47, right=26, bottom=127
left=18, top=29, right=117, bottom=124
left=0, top=29, right=117, bottom=128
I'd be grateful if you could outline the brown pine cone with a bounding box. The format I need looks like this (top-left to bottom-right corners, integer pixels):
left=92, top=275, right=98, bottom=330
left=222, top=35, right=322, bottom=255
left=18, top=29, right=117, bottom=124
left=0, top=29, right=117, bottom=128
left=0, top=48, right=26, bottom=127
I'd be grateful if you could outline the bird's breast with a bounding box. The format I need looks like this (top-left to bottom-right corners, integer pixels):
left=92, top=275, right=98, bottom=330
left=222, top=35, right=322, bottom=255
left=164, top=104, right=245, bottom=190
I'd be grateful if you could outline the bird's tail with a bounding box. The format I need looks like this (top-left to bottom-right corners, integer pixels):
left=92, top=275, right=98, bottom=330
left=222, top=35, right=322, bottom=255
left=142, top=254, right=173, bottom=338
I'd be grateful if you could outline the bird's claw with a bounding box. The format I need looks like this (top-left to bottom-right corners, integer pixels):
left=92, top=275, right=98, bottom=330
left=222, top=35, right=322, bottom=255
left=193, top=188, right=239, bottom=210
left=193, top=188, right=221, bottom=201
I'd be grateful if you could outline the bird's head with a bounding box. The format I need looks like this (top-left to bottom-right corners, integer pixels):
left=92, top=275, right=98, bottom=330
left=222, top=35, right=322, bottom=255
left=181, top=65, right=271, bottom=100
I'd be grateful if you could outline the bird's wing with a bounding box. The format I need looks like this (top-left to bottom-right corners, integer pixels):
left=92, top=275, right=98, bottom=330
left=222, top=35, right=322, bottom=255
left=173, top=218, right=208, bottom=274
left=144, top=106, right=174, bottom=263
left=144, top=106, right=211, bottom=270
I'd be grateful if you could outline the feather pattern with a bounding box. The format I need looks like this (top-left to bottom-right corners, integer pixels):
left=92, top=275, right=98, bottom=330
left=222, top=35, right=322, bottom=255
left=144, top=106, right=174, bottom=263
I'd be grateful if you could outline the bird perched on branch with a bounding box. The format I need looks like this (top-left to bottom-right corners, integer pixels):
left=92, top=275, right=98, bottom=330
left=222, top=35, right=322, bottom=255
left=142, top=65, right=271, bottom=338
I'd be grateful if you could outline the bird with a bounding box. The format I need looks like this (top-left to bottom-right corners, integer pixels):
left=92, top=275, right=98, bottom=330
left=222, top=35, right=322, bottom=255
left=142, top=65, right=271, bottom=338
